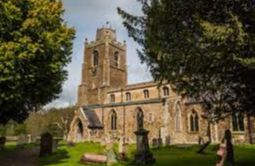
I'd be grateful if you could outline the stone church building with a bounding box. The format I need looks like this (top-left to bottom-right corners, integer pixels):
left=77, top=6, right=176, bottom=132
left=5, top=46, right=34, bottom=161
left=68, top=27, right=255, bottom=145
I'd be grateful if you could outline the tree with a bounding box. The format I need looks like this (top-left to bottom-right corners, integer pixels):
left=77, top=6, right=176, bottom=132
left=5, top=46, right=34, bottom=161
left=25, top=106, right=75, bottom=139
left=118, top=0, right=255, bottom=152
left=0, top=0, right=75, bottom=124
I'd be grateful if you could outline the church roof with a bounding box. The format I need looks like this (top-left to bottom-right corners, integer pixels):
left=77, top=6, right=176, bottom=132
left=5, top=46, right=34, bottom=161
left=82, top=107, right=103, bottom=129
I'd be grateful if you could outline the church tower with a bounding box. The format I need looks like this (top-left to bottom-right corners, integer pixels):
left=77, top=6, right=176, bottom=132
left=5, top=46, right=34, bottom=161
left=77, top=27, right=127, bottom=106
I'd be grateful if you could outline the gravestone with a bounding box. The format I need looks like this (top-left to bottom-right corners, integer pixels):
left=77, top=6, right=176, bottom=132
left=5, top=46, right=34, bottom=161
left=40, top=132, right=53, bottom=157
left=152, top=138, right=158, bottom=149
left=107, top=149, right=117, bottom=166
left=0, top=136, right=6, bottom=151
left=52, top=139, right=59, bottom=153
left=27, top=134, right=32, bottom=144
left=134, top=110, right=155, bottom=165
left=106, top=141, right=117, bottom=165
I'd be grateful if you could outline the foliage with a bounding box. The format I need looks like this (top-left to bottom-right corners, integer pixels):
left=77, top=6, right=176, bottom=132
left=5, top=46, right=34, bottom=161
left=25, top=106, right=76, bottom=139
left=0, top=0, right=75, bottom=124
left=0, top=125, right=6, bottom=136
left=118, top=0, right=255, bottom=118
left=1, top=120, right=26, bottom=136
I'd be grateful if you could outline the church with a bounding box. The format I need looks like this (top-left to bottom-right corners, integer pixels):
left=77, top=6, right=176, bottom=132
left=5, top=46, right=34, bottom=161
left=67, top=27, right=255, bottom=145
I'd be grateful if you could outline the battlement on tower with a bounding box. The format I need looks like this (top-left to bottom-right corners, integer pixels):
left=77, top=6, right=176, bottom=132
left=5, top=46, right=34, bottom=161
left=96, top=27, right=116, bottom=41
left=85, top=27, right=126, bottom=49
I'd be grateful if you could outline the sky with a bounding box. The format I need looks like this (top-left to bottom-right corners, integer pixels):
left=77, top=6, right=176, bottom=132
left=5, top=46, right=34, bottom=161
left=46, top=0, right=152, bottom=108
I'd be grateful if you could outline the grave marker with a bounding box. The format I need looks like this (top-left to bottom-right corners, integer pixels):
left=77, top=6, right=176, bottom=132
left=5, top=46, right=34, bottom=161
left=40, top=132, right=53, bottom=157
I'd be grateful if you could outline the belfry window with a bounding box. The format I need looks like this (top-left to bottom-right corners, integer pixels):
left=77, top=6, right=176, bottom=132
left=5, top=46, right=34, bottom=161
left=113, top=51, right=119, bottom=67
left=110, top=110, right=117, bottom=130
left=232, top=113, right=245, bottom=132
left=126, top=92, right=131, bottom=101
left=144, top=89, right=149, bottom=98
left=163, top=87, right=169, bottom=96
left=93, top=50, right=99, bottom=66
left=189, top=110, right=199, bottom=132
left=110, top=94, right=115, bottom=103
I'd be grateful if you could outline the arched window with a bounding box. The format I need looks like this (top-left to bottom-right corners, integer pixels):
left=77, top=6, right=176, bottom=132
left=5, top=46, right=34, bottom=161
left=110, top=110, right=117, bottom=130
left=175, top=102, right=182, bottom=131
left=125, top=92, right=131, bottom=101
left=110, top=94, right=115, bottom=103
left=163, top=87, right=169, bottom=96
left=232, top=113, right=245, bottom=131
left=144, top=89, right=149, bottom=98
left=113, top=51, right=119, bottom=67
left=93, top=50, right=99, bottom=66
left=189, top=110, right=199, bottom=132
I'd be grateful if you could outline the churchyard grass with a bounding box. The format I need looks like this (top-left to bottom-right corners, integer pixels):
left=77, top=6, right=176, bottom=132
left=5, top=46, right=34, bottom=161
left=38, top=142, right=255, bottom=166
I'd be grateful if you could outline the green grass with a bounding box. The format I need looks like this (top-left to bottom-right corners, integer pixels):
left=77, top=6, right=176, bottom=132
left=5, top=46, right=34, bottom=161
left=39, top=142, right=107, bottom=166
left=38, top=143, right=255, bottom=166
left=1, top=141, right=255, bottom=166
left=0, top=141, right=17, bottom=157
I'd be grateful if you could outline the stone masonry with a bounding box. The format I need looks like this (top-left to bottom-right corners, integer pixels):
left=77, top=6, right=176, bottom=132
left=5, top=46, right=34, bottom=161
left=68, top=26, right=255, bottom=145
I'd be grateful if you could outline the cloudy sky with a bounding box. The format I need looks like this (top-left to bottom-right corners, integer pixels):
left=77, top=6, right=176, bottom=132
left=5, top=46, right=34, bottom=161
left=47, top=0, right=152, bottom=108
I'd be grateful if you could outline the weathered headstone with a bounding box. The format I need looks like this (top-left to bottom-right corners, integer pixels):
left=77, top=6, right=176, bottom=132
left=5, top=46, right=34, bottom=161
left=152, top=138, right=158, bottom=149
left=40, top=132, right=53, bottom=157
left=27, top=134, right=32, bottom=144
left=52, top=139, right=59, bottom=153
left=134, top=110, right=155, bottom=165
left=107, top=149, right=117, bottom=166
left=0, top=136, right=6, bottom=151
left=106, top=141, right=117, bottom=165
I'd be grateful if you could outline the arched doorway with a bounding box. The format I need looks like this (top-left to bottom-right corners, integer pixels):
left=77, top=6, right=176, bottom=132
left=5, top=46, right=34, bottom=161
left=75, top=119, right=84, bottom=142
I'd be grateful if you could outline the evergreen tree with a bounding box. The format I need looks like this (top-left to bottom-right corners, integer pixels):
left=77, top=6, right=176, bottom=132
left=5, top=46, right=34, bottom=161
left=118, top=0, right=255, bottom=116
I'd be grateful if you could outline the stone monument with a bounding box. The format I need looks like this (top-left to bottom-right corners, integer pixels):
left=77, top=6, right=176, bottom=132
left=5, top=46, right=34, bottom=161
left=106, top=140, right=117, bottom=166
left=134, top=110, right=155, bottom=165
left=40, top=132, right=53, bottom=157
left=0, top=136, right=6, bottom=151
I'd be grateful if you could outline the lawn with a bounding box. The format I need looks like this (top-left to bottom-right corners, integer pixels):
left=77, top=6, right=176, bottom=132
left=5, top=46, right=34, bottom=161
left=39, top=142, right=255, bottom=166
